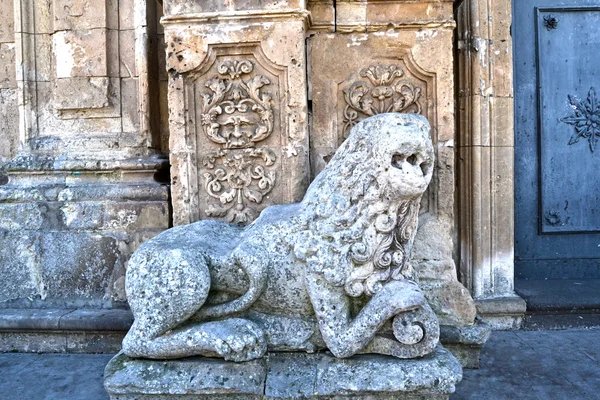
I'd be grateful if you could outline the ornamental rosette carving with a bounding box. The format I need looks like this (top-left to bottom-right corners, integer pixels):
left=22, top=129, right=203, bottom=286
left=561, top=87, right=600, bottom=152
left=342, top=65, right=422, bottom=138
left=200, top=59, right=277, bottom=224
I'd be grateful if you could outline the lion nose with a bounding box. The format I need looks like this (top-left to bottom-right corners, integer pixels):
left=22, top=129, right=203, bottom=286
left=392, top=153, right=424, bottom=177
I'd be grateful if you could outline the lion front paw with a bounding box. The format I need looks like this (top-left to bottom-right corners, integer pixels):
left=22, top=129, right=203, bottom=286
left=211, top=318, right=267, bottom=362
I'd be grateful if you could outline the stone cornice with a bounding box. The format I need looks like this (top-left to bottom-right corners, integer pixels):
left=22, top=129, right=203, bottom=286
left=335, top=20, right=456, bottom=32
left=161, top=9, right=310, bottom=26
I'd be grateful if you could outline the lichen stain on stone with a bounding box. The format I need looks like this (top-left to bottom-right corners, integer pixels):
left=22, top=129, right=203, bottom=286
left=60, top=203, right=79, bottom=226
left=57, top=188, right=74, bottom=201
left=283, top=143, right=298, bottom=158
left=53, top=32, right=78, bottom=78
left=416, top=30, right=439, bottom=41
left=103, top=210, right=138, bottom=230
left=112, top=276, right=127, bottom=302
left=347, top=34, right=368, bottom=47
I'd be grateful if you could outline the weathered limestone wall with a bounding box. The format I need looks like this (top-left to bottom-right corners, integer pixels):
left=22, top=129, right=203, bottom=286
left=0, top=0, right=519, bottom=354
left=0, top=0, right=170, bottom=311
left=456, top=0, right=526, bottom=329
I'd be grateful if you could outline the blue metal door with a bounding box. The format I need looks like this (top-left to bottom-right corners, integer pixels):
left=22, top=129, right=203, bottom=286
left=514, top=1, right=600, bottom=279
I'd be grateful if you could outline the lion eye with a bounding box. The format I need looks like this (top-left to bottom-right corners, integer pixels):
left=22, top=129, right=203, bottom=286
left=420, top=161, right=432, bottom=176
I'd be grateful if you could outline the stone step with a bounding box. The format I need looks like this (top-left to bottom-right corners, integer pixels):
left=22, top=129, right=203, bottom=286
left=515, top=279, right=600, bottom=330
left=0, top=308, right=489, bottom=368
left=515, top=279, right=600, bottom=311
left=0, top=308, right=131, bottom=353
left=522, top=311, right=600, bottom=331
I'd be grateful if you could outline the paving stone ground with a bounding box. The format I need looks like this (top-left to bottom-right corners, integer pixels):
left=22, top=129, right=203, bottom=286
left=0, top=329, right=598, bottom=400
left=453, top=329, right=600, bottom=400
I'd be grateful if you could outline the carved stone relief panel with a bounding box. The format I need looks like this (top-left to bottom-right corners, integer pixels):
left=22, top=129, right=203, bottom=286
left=165, top=14, right=311, bottom=225
left=309, top=34, right=436, bottom=217
left=338, top=61, right=433, bottom=215
left=188, top=46, right=286, bottom=223
left=340, top=64, right=428, bottom=141
left=164, top=10, right=309, bottom=226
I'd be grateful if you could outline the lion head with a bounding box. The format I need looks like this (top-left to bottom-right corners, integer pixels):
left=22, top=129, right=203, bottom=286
left=293, top=113, right=434, bottom=298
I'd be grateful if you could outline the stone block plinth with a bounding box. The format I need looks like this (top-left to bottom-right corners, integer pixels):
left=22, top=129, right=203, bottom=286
left=0, top=155, right=169, bottom=309
left=104, top=346, right=462, bottom=400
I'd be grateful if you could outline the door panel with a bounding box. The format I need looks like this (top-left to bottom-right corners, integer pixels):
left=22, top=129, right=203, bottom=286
left=538, top=7, right=600, bottom=234
left=514, top=1, right=600, bottom=279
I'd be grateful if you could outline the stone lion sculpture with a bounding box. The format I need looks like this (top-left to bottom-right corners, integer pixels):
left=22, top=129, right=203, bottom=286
left=122, top=113, right=440, bottom=362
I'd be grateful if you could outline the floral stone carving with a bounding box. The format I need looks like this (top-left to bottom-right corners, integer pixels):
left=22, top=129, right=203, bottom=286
left=122, top=113, right=440, bottom=362
left=200, top=59, right=277, bottom=223
left=342, top=65, right=423, bottom=137
left=561, top=86, right=600, bottom=152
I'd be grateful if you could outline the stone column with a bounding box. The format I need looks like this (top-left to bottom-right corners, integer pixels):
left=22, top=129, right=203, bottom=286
left=163, top=0, right=310, bottom=226
left=0, top=0, right=169, bottom=311
left=0, top=0, right=18, bottom=166
left=308, top=0, right=477, bottom=329
left=456, top=0, right=526, bottom=329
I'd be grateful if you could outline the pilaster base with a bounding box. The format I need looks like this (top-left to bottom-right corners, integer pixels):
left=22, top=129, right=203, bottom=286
left=0, top=154, right=169, bottom=308
left=475, top=295, right=527, bottom=330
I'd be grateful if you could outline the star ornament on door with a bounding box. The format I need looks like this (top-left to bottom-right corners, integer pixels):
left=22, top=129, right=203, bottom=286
left=561, top=87, right=600, bottom=152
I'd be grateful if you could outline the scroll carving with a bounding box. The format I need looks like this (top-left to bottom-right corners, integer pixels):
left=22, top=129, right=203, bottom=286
left=342, top=65, right=423, bottom=138
left=200, top=59, right=277, bottom=224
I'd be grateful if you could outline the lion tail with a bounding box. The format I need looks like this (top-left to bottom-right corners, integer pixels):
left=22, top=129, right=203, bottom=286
left=192, top=248, right=268, bottom=320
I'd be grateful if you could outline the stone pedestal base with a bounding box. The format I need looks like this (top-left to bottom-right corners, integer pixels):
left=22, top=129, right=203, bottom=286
left=0, top=154, right=169, bottom=309
left=476, top=296, right=527, bottom=330
left=104, top=346, right=462, bottom=400
left=440, top=320, right=491, bottom=369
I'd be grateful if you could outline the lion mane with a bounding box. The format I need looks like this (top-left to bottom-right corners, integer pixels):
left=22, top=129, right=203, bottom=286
left=292, top=118, right=425, bottom=298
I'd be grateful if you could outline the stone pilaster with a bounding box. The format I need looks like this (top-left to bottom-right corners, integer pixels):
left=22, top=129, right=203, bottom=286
left=456, top=0, right=526, bottom=330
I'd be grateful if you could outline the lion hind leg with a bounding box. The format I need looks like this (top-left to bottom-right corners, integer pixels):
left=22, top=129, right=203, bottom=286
left=124, top=318, right=267, bottom=361
left=122, top=247, right=212, bottom=358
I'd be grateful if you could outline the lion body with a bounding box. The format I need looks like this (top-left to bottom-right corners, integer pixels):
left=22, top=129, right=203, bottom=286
left=122, top=113, right=440, bottom=361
